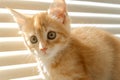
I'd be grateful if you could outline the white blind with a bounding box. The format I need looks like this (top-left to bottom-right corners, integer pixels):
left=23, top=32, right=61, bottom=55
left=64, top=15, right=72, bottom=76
left=0, top=0, right=120, bottom=80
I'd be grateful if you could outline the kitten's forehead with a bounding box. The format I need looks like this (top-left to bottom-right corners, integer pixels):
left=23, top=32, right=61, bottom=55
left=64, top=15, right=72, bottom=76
left=33, top=12, right=48, bottom=31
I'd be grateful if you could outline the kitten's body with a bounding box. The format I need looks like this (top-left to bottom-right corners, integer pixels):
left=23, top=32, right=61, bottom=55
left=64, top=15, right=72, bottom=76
left=71, top=28, right=120, bottom=80
left=9, top=0, right=120, bottom=80
left=42, top=27, right=120, bottom=80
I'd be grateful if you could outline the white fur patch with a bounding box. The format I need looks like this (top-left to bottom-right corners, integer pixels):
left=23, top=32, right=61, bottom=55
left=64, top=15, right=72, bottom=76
left=47, top=44, right=62, bottom=58
left=39, top=43, right=67, bottom=67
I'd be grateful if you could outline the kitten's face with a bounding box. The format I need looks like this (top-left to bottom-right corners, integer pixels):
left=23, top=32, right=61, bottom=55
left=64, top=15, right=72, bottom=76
left=23, top=13, right=70, bottom=58
left=9, top=0, right=70, bottom=58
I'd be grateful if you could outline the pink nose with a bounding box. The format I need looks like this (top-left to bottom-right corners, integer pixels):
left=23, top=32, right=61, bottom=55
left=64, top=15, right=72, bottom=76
left=40, top=48, right=47, bottom=53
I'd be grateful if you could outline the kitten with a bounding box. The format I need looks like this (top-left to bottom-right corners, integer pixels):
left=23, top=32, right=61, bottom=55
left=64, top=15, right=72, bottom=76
left=9, top=0, right=120, bottom=80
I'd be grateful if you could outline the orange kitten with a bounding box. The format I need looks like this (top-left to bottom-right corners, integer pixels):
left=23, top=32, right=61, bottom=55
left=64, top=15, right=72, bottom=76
left=9, top=0, right=120, bottom=80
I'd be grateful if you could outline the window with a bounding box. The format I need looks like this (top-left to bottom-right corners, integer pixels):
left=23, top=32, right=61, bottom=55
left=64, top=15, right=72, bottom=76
left=0, top=0, right=120, bottom=80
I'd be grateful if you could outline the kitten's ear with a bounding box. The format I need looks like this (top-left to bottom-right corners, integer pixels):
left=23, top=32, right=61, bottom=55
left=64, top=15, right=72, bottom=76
left=8, top=8, right=26, bottom=28
left=48, top=0, right=67, bottom=24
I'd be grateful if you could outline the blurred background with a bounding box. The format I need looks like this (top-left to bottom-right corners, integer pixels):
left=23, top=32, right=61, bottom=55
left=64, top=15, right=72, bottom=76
left=0, top=0, right=120, bottom=80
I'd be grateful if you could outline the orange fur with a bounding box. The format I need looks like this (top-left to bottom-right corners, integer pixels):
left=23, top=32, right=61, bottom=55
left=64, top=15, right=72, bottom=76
left=9, top=0, right=120, bottom=80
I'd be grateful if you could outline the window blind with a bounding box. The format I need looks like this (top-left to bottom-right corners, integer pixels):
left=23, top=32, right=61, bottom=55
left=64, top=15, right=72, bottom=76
left=0, top=0, right=120, bottom=80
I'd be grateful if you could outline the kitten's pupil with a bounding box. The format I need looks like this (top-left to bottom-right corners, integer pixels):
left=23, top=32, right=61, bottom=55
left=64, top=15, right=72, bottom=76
left=47, top=31, right=56, bottom=40
left=30, top=35, right=38, bottom=44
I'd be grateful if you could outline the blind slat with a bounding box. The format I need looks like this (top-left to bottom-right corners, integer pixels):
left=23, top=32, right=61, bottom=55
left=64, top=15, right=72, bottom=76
left=0, top=50, right=36, bottom=66
left=80, top=0, right=120, bottom=4
left=0, top=37, right=26, bottom=51
left=1, top=11, right=120, bottom=24
left=0, top=63, right=38, bottom=80
left=1, top=0, right=120, bottom=14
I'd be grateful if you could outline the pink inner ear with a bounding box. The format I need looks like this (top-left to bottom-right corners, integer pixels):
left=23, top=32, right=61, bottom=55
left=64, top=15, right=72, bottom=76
left=50, top=8, right=66, bottom=23
left=48, top=0, right=67, bottom=24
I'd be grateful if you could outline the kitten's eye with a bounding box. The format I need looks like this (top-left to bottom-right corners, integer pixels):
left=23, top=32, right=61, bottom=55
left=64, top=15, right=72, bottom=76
left=30, top=35, right=38, bottom=44
left=47, top=31, right=56, bottom=40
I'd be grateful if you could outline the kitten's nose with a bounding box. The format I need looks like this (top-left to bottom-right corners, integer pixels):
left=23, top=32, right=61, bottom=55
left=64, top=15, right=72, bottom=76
left=39, top=43, right=47, bottom=53
left=40, top=48, right=47, bottom=53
